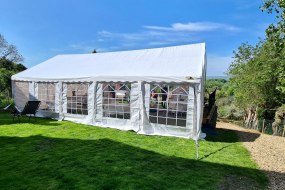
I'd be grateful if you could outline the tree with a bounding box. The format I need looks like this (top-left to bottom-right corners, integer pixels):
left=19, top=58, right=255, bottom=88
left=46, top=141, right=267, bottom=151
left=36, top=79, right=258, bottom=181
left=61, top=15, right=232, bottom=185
left=206, top=79, right=227, bottom=93
left=262, top=0, right=285, bottom=49
left=0, top=68, right=13, bottom=95
left=226, top=1, right=285, bottom=129
left=272, top=105, right=285, bottom=136
left=0, top=35, right=26, bottom=100
left=228, top=40, right=285, bottom=127
left=262, top=1, right=285, bottom=93
left=0, top=34, right=24, bottom=63
left=0, top=58, right=26, bottom=98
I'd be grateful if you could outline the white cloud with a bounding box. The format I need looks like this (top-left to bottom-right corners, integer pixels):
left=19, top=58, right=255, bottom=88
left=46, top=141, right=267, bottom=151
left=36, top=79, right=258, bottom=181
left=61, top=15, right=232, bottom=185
left=95, top=21, right=240, bottom=51
left=97, top=28, right=201, bottom=50
left=48, top=21, right=239, bottom=75
left=97, top=28, right=234, bottom=76
left=144, top=22, right=240, bottom=32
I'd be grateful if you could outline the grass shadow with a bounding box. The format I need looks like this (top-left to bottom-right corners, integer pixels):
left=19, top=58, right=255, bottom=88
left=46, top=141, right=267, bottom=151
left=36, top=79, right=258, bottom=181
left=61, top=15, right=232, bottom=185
left=0, top=135, right=270, bottom=190
left=0, top=112, right=61, bottom=127
left=205, top=127, right=260, bottom=143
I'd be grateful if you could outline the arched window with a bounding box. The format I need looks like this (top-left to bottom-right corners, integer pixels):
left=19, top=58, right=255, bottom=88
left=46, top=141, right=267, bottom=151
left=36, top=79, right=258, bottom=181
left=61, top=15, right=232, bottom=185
left=149, top=83, right=189, bottom=127
left=37, top=82, right=55, bottom=111
left=66, top=83, right=88, bottom=115
left=102, top=82, right=131, bottom=119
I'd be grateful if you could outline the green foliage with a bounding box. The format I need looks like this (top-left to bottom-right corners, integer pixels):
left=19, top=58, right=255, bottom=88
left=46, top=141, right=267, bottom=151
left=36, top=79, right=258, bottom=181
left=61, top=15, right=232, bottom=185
left=206, top=78, right=244, bottom=120
left=0, top=112, right=268, bottom=189
left=0, top=67, right=13, bottom=91
left=206, top=78, right=227, bottom=93
left=216, top=97, right=244, bottom=120
left=223, top=1, right=285, bottom=123
left=0, top=98, right=13, bottom=109
left=228, top=40, right=285, bottom=115
left=0, top=58, right=26, bottom=100
left=274, top=104, right=285, bottom=120
left=0, top=58, right=26, bottom=72
left=262, top=0, right=285, bottom=51
left=0, top=34, right=26, bottom=101
left=228, top=43, right=261, bottom=109
left=262, top=0, right=285, bottom=92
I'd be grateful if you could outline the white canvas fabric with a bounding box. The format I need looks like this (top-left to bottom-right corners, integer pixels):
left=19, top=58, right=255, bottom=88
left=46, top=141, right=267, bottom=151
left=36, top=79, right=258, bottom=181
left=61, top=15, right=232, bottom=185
left=13, top=81, right=29, bottom=110
left=11, top=43, right=206, bottom=140
left=87, top=82, right=96, bottom=124
left=12, top=43, right=205, bottom=82
left=137, top=83, right=197, bottom=138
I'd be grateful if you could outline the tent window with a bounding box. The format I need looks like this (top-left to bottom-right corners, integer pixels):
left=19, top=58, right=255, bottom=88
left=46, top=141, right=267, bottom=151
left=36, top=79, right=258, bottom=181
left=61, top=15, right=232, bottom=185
left=66, top=83, right=88, bottom=115
left=149, top=84, right=189, bottom=127
left=38, top=82, right=55, bottom=111
left=14, top=81, right=29, bottom=110
left=102, top=82, right=131, bottom=119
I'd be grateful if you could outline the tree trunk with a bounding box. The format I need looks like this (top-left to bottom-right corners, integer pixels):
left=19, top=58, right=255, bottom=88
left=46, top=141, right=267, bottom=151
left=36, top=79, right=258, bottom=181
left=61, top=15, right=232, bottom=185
left=282, top=123, right=285, bottom=137
left=262, top=119, right=265, bottom=133
left=245, top=108, right=256, bottom=129
left=253, top=107, right=258, bottom=130
left=272, top=117, right=281, bottom=136
left=245, top=109, right=252, bottom=128
left=272, top=121, right=279, bottom=136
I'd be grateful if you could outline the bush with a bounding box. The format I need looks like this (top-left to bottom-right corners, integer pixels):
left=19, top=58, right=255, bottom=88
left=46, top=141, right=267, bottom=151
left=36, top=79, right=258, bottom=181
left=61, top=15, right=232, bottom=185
left=206, top=79, right=244, bottom=120
left=218, top=104, right=243, bottom=120
left=217, top=97, right=244, bottom=120
left=0, top=97, right=14, bottom=109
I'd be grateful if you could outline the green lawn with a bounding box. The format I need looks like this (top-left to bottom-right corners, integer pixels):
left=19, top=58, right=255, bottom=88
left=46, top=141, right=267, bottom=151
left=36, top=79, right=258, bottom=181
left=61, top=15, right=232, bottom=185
left=0, top=112, right=267, bottom=190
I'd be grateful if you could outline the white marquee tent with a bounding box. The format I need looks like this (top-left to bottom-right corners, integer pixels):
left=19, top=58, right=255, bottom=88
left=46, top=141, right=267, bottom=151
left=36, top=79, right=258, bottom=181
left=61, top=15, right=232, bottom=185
left=11, top=43, right=207, bottom=143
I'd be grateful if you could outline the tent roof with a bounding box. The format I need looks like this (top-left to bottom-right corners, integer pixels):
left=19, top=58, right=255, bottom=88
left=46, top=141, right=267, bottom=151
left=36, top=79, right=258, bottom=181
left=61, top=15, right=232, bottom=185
left=12, top=43, right=206, bottom=82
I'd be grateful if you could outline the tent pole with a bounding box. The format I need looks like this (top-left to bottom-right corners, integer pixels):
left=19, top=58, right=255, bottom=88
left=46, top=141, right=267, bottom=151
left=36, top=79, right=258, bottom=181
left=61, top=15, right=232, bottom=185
left=195, top=139, right=199, bottom=160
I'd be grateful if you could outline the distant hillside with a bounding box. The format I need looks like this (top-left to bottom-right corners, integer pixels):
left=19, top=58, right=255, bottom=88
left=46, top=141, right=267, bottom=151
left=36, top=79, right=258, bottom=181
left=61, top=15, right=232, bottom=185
left=206, top=76, right=229, bottom=80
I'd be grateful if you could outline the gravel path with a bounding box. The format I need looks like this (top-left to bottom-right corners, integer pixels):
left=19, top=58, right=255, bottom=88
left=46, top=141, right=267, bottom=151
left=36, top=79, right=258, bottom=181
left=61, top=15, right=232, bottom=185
left=217, top=122, right=285, bottom=190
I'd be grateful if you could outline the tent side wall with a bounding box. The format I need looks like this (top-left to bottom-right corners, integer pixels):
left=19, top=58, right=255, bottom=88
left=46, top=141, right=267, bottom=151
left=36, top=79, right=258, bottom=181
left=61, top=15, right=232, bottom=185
left=11, top=43, right=206, bottom=139
left=137, top=82, right=197, bottom=138
left=196, top=51, right=207, bottom=140
left=11, top=79, right=201, bottom=139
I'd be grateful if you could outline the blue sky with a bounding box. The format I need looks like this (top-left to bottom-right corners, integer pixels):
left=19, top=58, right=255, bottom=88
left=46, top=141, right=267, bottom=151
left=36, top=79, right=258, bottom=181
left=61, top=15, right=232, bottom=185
left=0, top=0, right=275, bottom=76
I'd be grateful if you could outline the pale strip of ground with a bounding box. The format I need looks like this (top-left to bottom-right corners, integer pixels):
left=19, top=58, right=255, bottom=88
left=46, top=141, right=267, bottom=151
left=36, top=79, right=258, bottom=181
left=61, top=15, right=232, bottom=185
left=217, top=122, right=285, bottom=190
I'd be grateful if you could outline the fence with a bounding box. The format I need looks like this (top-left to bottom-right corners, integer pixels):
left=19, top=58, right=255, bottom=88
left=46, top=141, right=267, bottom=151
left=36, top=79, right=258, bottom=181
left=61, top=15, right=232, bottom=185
left=218, top=118, right=285, bottom=137
left=251, top=119, right=285, bottom=137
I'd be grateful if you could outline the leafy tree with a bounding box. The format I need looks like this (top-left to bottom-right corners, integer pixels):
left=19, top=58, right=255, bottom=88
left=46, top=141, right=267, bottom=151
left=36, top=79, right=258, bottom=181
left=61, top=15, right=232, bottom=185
left=228, top=39, right=285, bottom=128
left=0, top=35, right=26, bottom=101
left=0, top=59, right=26, bottom=98
left=206, top=79, right=227, bottom=92
left=262, top=0, right=285, bottom=93
left=262, top=0, right=285, bottom=47
left=0, top=34, right=23, bottom=63
left=228, top=43, right=261, bottom=109
left=225, top=1, right=285, bottom=128
left=272, top=104, right=285, bottom=135
left=0, top=68, right=13, bottom=95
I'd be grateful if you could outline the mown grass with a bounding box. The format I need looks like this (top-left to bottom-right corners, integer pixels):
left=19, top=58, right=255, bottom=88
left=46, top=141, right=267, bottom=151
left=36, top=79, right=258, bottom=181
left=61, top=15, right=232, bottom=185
left=0, top=112, right=267, bottom=190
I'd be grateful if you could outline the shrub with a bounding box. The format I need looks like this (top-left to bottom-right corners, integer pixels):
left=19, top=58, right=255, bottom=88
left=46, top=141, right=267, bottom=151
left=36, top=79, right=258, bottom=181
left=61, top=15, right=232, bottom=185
left=0, top=97, right=14, bottom=109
